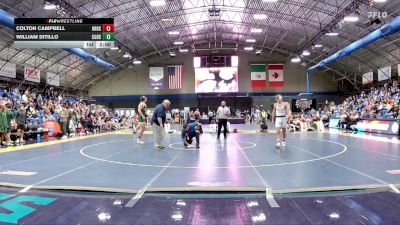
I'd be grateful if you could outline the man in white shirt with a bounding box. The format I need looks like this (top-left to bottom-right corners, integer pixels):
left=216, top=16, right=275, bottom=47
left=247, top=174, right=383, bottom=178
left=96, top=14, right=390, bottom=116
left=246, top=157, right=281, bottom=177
left=216, top=101, right=230, bottom=139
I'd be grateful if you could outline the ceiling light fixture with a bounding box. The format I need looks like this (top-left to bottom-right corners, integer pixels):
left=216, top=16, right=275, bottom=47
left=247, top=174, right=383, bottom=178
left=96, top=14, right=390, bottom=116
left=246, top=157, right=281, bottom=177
left=149, top=0, right=166, bottom=7
left=291, top=57, right=301, bottom=63
left=123, top=52, right=131, bottom=58
left=246, top=39, right=256, bottom=43
left=133, top=59, right=142, bottom=64
left=253, top=14, right=267, bottom=20
left=343, top=15, right=359, bottom=22
left=302, top=50, right=310, bottom=56
left=325, top=32, right=339, bottom=36
left=244, top=46, right=254, bottom=51
left=161, top=18, right=174, bottom=22
left=174, top=41, right=184, bottom=45
left=179, top=48, right=189, bottom=52
left=168, top=31, right=179, bottom=35
left=44, top=2, right=57, bottom=10
left=250, top=28, right=262, bottom=33
left=314, top=44, right=323, bottom=48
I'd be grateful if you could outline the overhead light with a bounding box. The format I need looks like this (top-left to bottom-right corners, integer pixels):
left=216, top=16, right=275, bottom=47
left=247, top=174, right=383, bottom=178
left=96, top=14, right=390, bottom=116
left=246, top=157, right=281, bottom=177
left=246, top=39, right=256, bottom=43
left=133, top=59, right=142, bottom=64
left=149, top=0, right=166, bottom=7
left=44, top=2, right=57, bottom=10
left=174, top=41, right=184, bottom=45
left=169, top=51, right=176, bottom=57
left=110, top=47, right=119, bottom=50
left=291, top=57, right=301, bottom=63
left=244, top=46, right=254, bottom=51
left=314, top=44, right=323, bottom=48
left=255, top=49, right=262, bottom=55
left=250, top=28, right=262, bottom=33
left=253, top=14, right=267, bottom=20
left=123, top=52, right=131, bottom=58
left=325, top=32, right=339, bottom=36
left=161, top=18, right=174, bottom=22
left=302, top=50, right=310, bottom=56
left=168, top=31, right=179, bottom=35
left=343, top=15, right=359, bottom=22
left=179, top=48, right=189, bottom=52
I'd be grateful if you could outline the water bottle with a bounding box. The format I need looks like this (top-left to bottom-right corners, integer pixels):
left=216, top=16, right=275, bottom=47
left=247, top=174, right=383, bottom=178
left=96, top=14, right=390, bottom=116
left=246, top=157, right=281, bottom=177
left=37, top=134, right=41, bottom=143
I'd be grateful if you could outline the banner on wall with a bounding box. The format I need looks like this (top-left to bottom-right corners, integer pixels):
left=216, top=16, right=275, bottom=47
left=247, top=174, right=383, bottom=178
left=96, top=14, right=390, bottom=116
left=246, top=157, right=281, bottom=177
left=378, top=66, right=391, bottom=81
left=398, top=64, right=400, bottom=77
left=250, top=64, right=266, bottom=88
left=46, top=72, right=60, bottom=86
left=24, top=66, right=41, bottom=83
left=362, top=71, right=373, bottom=84
left=0, top=60, right=16, bottom=78
left=268, top=64, right=284, bottom=87
left=149, top=67, right=164, bottom=90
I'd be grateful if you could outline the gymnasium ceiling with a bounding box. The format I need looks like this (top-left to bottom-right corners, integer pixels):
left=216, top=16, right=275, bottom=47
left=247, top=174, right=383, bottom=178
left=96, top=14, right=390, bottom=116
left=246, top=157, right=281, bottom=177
left=0, top=0, right=400, bottom=91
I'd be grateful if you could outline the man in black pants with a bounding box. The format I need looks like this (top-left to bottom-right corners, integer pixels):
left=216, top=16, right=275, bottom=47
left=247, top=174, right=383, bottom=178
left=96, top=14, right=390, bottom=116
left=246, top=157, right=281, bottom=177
left=216, top=101, right=230, bottom=139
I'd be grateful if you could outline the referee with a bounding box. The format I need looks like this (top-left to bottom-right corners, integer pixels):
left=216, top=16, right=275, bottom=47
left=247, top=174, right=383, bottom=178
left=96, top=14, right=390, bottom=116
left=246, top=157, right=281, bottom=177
left=216, top=101, right=230, bottom=139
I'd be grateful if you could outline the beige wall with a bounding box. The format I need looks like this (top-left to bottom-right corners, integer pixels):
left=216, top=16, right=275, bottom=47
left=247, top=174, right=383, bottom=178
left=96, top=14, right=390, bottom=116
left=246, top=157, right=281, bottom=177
left=89, top=52, right=338, bottom=96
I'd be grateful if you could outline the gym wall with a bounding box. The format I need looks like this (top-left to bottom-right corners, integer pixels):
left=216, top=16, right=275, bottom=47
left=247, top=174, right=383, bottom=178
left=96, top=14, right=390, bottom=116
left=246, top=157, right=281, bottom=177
left=89, top=52, right=338, bottom=97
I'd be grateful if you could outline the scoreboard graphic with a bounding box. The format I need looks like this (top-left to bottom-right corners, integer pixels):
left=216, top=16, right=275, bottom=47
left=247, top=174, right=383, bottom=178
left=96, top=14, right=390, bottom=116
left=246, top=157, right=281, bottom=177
left=14, top=18, right=115, bottom=49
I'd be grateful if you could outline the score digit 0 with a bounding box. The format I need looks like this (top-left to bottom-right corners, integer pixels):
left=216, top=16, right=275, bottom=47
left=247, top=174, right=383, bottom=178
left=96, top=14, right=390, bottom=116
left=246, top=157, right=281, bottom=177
left=102, top=24, right=114, bottom=32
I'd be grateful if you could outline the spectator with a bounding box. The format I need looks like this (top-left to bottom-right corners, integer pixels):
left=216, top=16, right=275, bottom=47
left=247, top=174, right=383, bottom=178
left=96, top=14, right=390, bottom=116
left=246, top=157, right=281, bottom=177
left=59, top=105, right=69, bottom=138
left=0, top=104, right=8, bottom=146
left=15, top=105, right=27, bottom=144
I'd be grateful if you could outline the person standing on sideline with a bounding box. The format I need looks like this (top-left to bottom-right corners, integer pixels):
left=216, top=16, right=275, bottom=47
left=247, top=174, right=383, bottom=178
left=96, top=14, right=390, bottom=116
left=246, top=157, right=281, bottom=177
left=137, top=96, right=147, bottom=144
left=207, top=110, right=214, bottom=124
left=15, top=105, right=27, bottom=144
left=60, top=104, right=69, bottom=139
left=4, top=104, right=14, bottom=146
left=216, top=101, right=230, bottom=139
left=151, top=99, right=171, bottom=149
left=272, top=94, right=291, bottom=147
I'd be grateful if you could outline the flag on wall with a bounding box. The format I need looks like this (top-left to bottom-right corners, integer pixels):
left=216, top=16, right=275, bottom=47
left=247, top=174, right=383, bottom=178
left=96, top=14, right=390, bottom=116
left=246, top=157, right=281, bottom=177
left=168, top=65, right=183, bottom=89
left=0, top=60, right=16, bottom=78
left=378, top=66, right=391, bottom=81
left=268, top=64, right=284, bottom=87
left=362, top=71, right=373, bottom=85
left=46, top=72, right=60, bottom=86
left=149, top=67, right=164, bottom=89
left=250, top=64, right=266, bottom=88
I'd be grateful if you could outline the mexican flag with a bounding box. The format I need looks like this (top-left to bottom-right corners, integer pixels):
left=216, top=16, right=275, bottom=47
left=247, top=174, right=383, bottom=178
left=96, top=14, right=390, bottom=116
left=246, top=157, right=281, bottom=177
left=268, top=64, right=284, bottom=87
left=250, top=64, right=266, bottom=88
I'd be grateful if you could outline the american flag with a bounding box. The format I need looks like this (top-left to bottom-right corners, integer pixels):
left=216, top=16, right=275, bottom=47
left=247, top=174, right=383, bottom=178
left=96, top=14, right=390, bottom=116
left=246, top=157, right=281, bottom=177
left=168, top=65, right=183, bottom=89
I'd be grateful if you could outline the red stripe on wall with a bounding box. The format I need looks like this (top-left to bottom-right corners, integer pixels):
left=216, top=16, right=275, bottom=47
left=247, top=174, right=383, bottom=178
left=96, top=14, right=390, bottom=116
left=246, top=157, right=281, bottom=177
left=268, top=64, right=284, bottom=70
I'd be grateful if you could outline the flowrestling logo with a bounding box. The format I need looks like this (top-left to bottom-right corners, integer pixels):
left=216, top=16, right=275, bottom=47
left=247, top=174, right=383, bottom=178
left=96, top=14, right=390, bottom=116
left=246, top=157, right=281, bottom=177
left=367, top=11, right=388, bottom=20
left=0, top=192, right=56, bottom=224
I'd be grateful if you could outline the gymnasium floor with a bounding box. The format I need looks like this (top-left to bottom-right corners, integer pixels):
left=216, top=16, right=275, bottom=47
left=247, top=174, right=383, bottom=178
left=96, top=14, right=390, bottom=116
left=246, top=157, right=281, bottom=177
left=0, top=125, right=399, bottom=224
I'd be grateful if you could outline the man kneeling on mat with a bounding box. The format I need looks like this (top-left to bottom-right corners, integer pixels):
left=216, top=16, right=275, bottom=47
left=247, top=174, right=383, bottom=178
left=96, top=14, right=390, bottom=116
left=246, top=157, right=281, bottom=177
left=182, top=122, right=201, bottom=148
